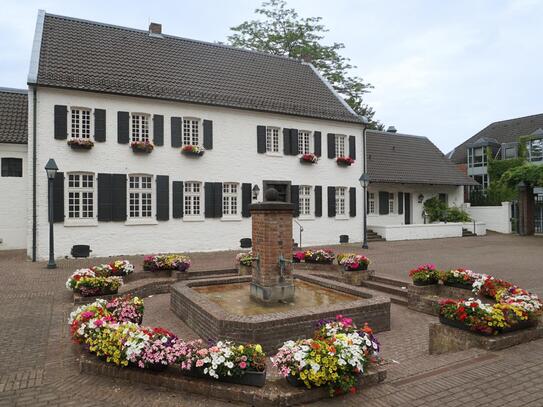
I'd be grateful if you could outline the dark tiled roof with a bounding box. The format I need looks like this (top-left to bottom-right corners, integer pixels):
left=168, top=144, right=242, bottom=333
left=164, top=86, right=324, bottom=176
left=449, top=113, right=543, bottom=164
left=0, top=88, right=28, bottom=144
left=33, top=14, right=360, bottom=124
left=366, top=130, right=477, bottom=186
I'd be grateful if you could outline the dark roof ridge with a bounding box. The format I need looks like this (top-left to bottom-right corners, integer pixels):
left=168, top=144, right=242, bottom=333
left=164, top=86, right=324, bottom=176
left=0, top=87, right=27, bottom=94
left=484, top=112, right=543, bottom=127
left=366, top=129, right=428, bottom=140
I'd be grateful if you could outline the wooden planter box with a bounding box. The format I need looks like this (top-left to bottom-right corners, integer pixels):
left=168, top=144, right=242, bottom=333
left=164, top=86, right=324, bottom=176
left=413, top=279, right=438, bottom=286
left=184, top=368, right=266, bottom=387
left=68, top=142, right=94, bottom=150
left=439, top=315, right=538, bottom=336
left=77, top=286, right=119, bottom=297
left=442, top=281, right=473, bottom=290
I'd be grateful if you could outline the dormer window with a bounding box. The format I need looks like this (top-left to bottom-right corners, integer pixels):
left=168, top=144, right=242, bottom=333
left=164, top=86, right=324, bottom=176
left=467, top=146, right=486, bottom=168
left=527, top=138, right=543, bottom=162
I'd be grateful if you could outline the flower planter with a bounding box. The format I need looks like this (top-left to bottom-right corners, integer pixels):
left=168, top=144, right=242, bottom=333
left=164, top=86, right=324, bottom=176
left=69, top=142, right=94, bottom=150
left=345, top=263, right=368, bottom=271
left=500, top=319, right=538, bottom=333
left=131, top=146, right=153, bottom=154
left=286, top=373, right=305, bottom=387
left=336, top=161, right=352, bottom=167
left=442, top=280, right=473, bottom=290
left=439, top=315, right=495, bottom=336
left=299, top=157, right=317, bottom=165
left=238, top=264, right=252, bottom=276
left=77, top=286, right=119, bottom=297
left=144, top=363, right=168, bottom=372
left=181, top=150, right=204, bottom=157
left=413, top=279, right=438, bottom=286
left=184, top=368, right=266, bottom=387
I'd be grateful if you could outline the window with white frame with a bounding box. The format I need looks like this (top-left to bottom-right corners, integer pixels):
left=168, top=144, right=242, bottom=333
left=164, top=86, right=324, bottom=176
left=298, top=131, right=311, bottom=154
left=222, top=183, right=239, bottom=217
left=184, top=181, right=202, bottom=217
left=131, top=114, right=150, bottom=142
left=335, top=134, right=346, bottom=157
left=70, top=108, right=91, bottom=139
left=183, top=118, right=200, bottom=146
left=129, top=175, right=153, bottom=218
left=335, top=187, right=347, bottom=216
left=266, top=127, right=280, bottom=153
left=299, top=185, right=312, bottom=216
left=67, top=173, right=95, bottom=219
left=368, top=192, right=376, bottom=214
left=388, top=192, right=395, bottom=213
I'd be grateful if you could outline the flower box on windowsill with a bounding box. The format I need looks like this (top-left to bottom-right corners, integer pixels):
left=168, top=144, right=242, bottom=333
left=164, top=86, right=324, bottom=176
left=181, top=145, right=205, bottom=157
left=299, top=153, right=318, bottom=164
left=131, top=141, right=154, bottom=153
left=336, top=156, right=355, bottom=166
left=67, top=139, right=94, bottom=150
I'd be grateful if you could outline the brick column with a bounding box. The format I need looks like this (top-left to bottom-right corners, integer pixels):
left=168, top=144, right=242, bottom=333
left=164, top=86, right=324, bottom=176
left=518, top=183, right=535, bottom=236
left=250, top=202, right=295, bottom=303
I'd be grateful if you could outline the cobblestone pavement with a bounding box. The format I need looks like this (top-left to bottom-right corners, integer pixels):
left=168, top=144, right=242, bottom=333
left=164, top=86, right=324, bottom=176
left=1, top=233, right=542, bottom=406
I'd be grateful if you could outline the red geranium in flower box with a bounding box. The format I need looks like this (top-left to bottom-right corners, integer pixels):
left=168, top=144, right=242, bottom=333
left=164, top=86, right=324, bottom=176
left=336, top=156, right=355, bottom=166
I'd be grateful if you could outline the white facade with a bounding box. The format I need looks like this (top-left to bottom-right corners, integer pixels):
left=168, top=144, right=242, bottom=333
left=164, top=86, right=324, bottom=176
left=463, top=202, right=512, bottom=234
left=0, top=143, right=27, bottom=249
left=29, top=87, right=365, bottom=260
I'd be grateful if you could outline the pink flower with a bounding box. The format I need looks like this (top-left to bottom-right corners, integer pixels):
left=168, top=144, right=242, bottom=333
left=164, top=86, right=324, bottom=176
left=239, top=361, right=247, bottom=369
left=195, top=359, right=204, bottom=367
left=94, top=319, right=104, bottom=327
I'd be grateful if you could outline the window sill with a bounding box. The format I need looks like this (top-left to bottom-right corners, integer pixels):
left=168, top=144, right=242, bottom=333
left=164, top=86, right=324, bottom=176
left=298, top=216, right=315, bottom=221
left=335, top=215, right=349, bottom=220
left=221, top=216, right=242, bottom=222
left=183, top=217, right=205, bottom=222
left=265, top=152, right=283, bottom=157
left=125, top=219, right=158, bottom=226
left=64, top=219, right=98, bottom=227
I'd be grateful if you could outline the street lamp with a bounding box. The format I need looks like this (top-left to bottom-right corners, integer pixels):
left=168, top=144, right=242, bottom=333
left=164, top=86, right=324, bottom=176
left=45, top=159, right=58, bottom=269
left=359, top=172, right=370, bottom=249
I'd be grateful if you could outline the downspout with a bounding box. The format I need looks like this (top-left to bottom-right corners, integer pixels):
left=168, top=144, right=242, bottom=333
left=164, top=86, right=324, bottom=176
left=32, top=86, right=37, bottom=261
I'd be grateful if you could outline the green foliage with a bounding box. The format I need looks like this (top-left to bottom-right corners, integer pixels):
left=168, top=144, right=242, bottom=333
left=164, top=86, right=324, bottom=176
left=445, top=207, right=471, bottom=222
left=488, top=157, right=525, bottom=181
left=469, top=182, right=517, bottom=206
left=423, top=197, right=471, bottom=222
left=227, top=0, right=383, bottom=129
left=500, top=163, right=543, bottom=188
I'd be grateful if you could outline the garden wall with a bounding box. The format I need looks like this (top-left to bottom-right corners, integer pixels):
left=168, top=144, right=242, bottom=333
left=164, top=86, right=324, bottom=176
left=369, top=223, right=463, bottom=241
left=463, top=202, right=512, bottom=234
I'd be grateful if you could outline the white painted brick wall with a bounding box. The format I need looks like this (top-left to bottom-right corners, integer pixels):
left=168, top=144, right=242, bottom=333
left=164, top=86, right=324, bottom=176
left=463, top=202, right=512, bottom=234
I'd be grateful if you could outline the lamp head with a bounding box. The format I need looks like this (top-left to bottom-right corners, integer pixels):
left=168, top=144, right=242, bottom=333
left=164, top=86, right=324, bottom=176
left=45, top=159, right=58, bottom=180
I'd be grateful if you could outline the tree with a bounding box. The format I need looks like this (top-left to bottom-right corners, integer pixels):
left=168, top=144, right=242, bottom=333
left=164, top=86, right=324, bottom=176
left=227, top=0, right=383, bottom=129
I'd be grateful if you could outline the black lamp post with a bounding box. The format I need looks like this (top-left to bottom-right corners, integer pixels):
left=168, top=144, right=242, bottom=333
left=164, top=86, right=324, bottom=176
left=45, top=159, right=58, bottom=269
left=359, top=173, right=370, bottom=249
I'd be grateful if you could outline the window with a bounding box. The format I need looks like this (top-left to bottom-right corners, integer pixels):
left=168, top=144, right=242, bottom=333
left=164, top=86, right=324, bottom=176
left=438, top=193, right=448, bottom=204
left=335, top=134, right=346, bottom=157
left=299, top=185, right=312, bottom=217
left=184, top=181, right=202, bottom=217
left=129, top=175, right=152, bottom=218
left=298, top=131, right=311, bottom=155
left=131, top=114, right=150, bottom=142
left=222, top=183, right=239, bottom=217
left=471, top=174, right=489, bottom=191
left=504, top=146, right=517, bottom=159
left=67, top=173, right=95, bottom=219
left=266, top=127, right=280, bottom=153
left=70, top=108, right=91, bottom=139
left=1, top=158, right=22, bottom=177
left=468, top=147, right=486, bottom=168
left=388, top=193, right=394, bottom=213
left=335, top=187, right=347, bottom=216
left=183, top=118, right=200, bottom=146
left=368, top=192, right=375, bottom=214
left=527, top=138, right=543, bottom=162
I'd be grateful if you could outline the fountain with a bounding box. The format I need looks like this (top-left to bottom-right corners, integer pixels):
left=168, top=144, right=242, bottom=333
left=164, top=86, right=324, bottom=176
left=171, top=187, right=391, bottom=351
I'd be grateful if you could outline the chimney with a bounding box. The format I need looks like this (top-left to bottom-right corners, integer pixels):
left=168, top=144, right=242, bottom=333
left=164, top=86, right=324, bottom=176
left=301, top=54, right=312, bottom=63
left=386, top=126, right=397, bottom=133
left=149, top=22, right=162, bottom=35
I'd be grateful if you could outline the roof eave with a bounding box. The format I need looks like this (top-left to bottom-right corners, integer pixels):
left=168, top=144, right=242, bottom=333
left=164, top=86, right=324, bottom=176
left=27, top=9, right=45, bottom=85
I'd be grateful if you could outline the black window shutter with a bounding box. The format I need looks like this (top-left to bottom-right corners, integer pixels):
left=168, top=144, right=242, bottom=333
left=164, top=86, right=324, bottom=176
left=291, top=185, right=300, bottom=217
left=379, top=191, right=389, bottom=215
left=171, top=117, right=182, bottom=147
left=52, top=172, right=64, bottom=222
left=214, top=182, right=222, bottom=217
left=204, top=182, right=214, bottom=218
left=54, top=105, right=68, bottom=140
left=117, top=112, right=129, bottom=144
left=349, top=136, right=356, bottom=160
left=290, top=129, right=299, bottom=155
left=327, top=133, right=336, bottom=159
left=283, top=128, right=291, bottom=155
left=257, top=126, right=266, bottom=153
left=172, top=181, right=184, bottom=218
left=97, top=173, right=112, bottom=221
left=398, top=192, right=404, bottom=215
left=156, top=175, right=169, bottom=221
left=349, top=187, right=356, bottom=217
left=111, top=174, right=127, bottom=221
left=242, top=183, right=252, bottom=217
left=314, top=131, right=322, bottom=156
left=153, top=115, right=164, bottom=146
left=203, top=120, right=213, bottom=150
left=94, top=109, right=106, bottom=142
left=327, top=186, right=336, bottom=217
left=315, top=186, right=322, bottom=217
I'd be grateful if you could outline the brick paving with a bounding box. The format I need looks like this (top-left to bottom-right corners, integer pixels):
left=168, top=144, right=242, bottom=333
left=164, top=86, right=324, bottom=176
left=0, top=233, right=542, bottom=406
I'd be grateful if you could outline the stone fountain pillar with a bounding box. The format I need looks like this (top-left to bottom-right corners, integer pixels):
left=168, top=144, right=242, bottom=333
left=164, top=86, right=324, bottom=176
left=250, top=189, right=295, bottom=304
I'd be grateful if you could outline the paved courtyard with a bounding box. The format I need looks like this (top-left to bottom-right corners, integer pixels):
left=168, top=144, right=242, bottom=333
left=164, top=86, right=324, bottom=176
left=0, top=233, right=542, bottom=406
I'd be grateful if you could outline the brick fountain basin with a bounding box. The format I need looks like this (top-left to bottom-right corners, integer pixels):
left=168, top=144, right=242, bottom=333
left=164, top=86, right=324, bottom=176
left=171, top=272, right=391, bottom=352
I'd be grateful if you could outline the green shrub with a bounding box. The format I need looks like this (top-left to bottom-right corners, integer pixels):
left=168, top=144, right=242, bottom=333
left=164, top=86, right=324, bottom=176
left=423, top=197, right=471, bottom=222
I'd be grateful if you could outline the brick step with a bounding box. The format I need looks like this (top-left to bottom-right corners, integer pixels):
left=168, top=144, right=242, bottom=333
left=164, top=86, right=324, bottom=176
left=389, top=294, right=408, bottom=306
left=362, top=280, right=408, bottom=298
left=367, top=229, right=385, bottom=242
left=462, top=228, right=475, bottom=237
left=188, top=268, right=237, bottom=279
left=189, top=272, right=239, bottom=281
left=370, top=275, right=411, bottom=288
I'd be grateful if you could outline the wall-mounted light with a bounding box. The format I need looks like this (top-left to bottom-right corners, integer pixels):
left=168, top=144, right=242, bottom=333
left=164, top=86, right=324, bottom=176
left=252, top=184, right=260, bottom=201
left=418, top=194, right=424, bottom=203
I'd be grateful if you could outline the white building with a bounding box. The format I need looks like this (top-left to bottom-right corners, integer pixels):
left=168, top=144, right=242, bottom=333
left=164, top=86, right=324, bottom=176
left=25, top=12, right=368, bottom=260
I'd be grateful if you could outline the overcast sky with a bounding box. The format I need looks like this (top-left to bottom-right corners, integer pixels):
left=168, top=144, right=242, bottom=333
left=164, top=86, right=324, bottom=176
left=1, top=0, right=541, bottom=153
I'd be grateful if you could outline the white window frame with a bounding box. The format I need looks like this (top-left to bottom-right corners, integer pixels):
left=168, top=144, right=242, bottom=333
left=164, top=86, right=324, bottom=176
left=130, top=113, right=151, bottom=143
left=527, top=138, right=543, bottom=162
left=299, top=185, right=314, bottom=219
left=335, top=134, right=346, bottom=157
left=335, top=186, right=348, bottom=219
left=266, top=126, right=281, bottom=155
left=65, top=172, right=97, bottom=227
left=222, top=182, right=241, bottom=221
left=298, top=130, right=312, bottom=155
left=184, top=181, right=204, bottom=221
left=388, top=192, right=395, bottom=214
left=182, top=117, right=201, bottom=147
left=368, top=192, right=376, bottom=215
left=126, top=174, right=156, bottom=225
left=69, top=107, right=92, bottom=139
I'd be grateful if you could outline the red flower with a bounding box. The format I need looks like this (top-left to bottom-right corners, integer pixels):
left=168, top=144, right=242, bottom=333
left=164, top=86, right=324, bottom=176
left=459, top=313, right=467, bottom=321
left=350, top=386, right=357, bottom=394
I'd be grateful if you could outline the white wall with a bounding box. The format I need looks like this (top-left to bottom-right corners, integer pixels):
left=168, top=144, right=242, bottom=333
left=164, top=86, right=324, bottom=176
left=367, top=184, right=464, bottom=227
left=370, top=223, right=463, bottom=241
left=0, top=143, right=27, bottom=249
left=463, top=202, right=512, bottom=234
left=30, top=88, right=365, bottom=260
